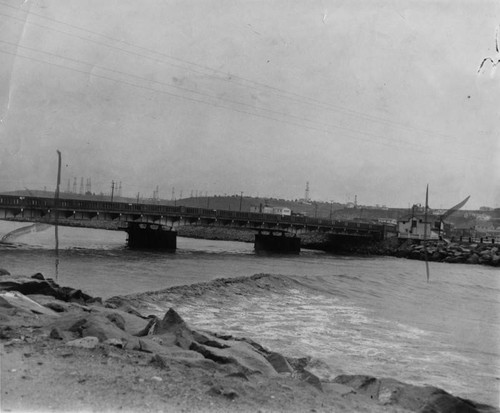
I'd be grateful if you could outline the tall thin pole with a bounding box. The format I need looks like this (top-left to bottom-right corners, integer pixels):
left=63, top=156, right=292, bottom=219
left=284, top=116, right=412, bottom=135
left=54, top=150, right=61, bottom=280
left=239, top=191, right=243, bottom=212
left=424, top=184, right=430, bottom=282
left=111, top=180, right=115, bottom=202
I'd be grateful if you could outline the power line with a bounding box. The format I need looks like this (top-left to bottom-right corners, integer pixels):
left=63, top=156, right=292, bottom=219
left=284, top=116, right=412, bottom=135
left=0, top=46, right=489, bottom=163
left=0, top=38, right=444, bottom=152
left=0, top=2, right=471, bottom=144
left=0, top=48, right=450, bottom=159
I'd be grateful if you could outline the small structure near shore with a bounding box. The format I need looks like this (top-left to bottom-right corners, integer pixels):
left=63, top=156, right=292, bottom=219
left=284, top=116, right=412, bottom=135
left=397, top=213, right=441, bottom=240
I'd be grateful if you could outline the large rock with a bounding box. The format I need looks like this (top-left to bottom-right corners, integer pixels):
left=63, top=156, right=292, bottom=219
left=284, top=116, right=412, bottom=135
left=66, top=336, right=99, bottom=349
left=266, top=352, right=293, bottom=374
left=0, top=276, right=96, bottom=303
left=333, top=375, right=492, bottom=413
left=491, top=254, right=500, bottom=266
left=0, top=291, right=59, bottom=316
left=466, top=254, right=480, bottom=264
left=47, top=313, right=132, bottom=344
left=78, top=315, right=131, bottom=343
left=189, top=340, right=277, bottom=376
left=141, top=308, right=281, bottom=378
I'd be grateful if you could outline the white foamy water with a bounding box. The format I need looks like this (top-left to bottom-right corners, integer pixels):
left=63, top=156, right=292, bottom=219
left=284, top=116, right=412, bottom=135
left=1, top=221, right=499, bottom=407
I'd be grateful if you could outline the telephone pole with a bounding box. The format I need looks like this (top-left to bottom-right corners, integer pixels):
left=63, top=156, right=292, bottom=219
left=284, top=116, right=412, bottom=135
left=54, top=150, right=62, bottom=279
left=111, top=181, right=115, bottom=202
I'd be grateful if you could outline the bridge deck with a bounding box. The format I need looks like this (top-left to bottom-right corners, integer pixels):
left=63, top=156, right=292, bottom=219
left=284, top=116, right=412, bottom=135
left=0, top=194, right=393, bottom=238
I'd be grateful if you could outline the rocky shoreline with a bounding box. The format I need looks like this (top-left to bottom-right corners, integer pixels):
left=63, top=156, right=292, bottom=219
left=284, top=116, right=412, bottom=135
left=390, top=240, right=500, bottom=266
left=1, top=270, right=498, bottom=412
left=349, top=238, right=500, bottom=267
left=177, top=226, right=500, bottom=267
left=4, top=221, right=498, bottom=267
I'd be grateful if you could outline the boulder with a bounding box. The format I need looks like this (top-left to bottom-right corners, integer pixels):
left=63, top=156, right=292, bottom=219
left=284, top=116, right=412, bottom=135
left=86, top=306, right=149, bottom=336
left=466, top=254, right=480, bottom=265
left=134, top=338, right=172, bottom=354
left=297, top=369, right=323, bottom=392
left=479, top=255, right=491, bottom=264
left=266, top=352, right=293, bottom=374
left=491, top=254, right=500, bottom=266
left=105, top=313, right=126, bottom=330
left=431, top=252, right=443, bottom=261
left=143, top=309, right=195, bottom=349
left=0, top=277, right=95, bottom=303
left=0, top=291, right=59, bottom=316
left=47, top=313, right=131, bottom=344
left=103, top=338, right=125, bottom=348
left=31, top=273, right=45, bottom=280
left=152, top=308, right=189, bottom=335
left=333, top=375, right=486, bottom=412
left=66, top=336, right=99, bottom=349
left=78, top=315, right=131, bottom=343
left=49, top=327, right=75, bottom=341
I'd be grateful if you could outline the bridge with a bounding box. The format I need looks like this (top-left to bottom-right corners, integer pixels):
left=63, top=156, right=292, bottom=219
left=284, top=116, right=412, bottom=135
left=0, top=194, right=394, bottom=252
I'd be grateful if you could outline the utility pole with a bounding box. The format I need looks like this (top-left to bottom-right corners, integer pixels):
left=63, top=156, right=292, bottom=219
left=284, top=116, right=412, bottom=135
left=111, top=180, right=115, bottom=202
left=239, top=191, right=243, bottom=212
left=55, top=151, right=61, bottom=206
left=54, top=150, right=61, bottom=279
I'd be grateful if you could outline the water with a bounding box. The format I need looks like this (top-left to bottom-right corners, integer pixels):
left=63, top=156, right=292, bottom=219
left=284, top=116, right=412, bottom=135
left=1, top=221, right=499, bottom=407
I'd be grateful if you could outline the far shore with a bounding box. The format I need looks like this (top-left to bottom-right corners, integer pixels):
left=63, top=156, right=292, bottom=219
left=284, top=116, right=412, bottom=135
left=2, top=218, right=499, bottom=267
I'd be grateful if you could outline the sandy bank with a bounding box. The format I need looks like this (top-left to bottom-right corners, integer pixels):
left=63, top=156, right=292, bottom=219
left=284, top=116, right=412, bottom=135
left=0, top=271, right=497, bottom=413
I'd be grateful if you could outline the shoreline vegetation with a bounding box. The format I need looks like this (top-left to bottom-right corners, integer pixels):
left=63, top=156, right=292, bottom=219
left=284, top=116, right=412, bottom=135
left=1, top=271, right=498, bottom=413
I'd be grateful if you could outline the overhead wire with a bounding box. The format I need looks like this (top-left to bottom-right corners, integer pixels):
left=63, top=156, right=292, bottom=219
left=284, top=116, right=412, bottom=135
left=0, top=38, right=451, bottom=155
left=2, top=45, right=483, bottom=162
left=0, top=1, right=473, bottom=144
left=0, top=4, right=491, bottom=162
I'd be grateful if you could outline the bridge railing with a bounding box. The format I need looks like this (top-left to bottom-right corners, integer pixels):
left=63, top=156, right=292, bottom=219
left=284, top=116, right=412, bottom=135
left=0, top=194, right=390, bottom=234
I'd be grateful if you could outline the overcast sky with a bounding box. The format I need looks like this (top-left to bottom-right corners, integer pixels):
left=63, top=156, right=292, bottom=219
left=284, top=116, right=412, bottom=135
left=0, top=0, right=499, bottom=209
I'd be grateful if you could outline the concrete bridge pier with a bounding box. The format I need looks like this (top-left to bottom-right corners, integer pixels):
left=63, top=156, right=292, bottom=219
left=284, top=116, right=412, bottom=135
left=254, top=231, right=301, bottom=254
left=126, top=222, right=177, bottom=250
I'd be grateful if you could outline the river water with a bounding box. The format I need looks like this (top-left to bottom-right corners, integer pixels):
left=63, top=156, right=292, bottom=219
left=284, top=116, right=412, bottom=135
left=1, top=221, right=499, bottom=407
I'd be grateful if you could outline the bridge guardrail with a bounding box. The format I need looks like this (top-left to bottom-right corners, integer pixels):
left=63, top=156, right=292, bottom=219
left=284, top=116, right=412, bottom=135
left=0, top=194, right=391, bottom=234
